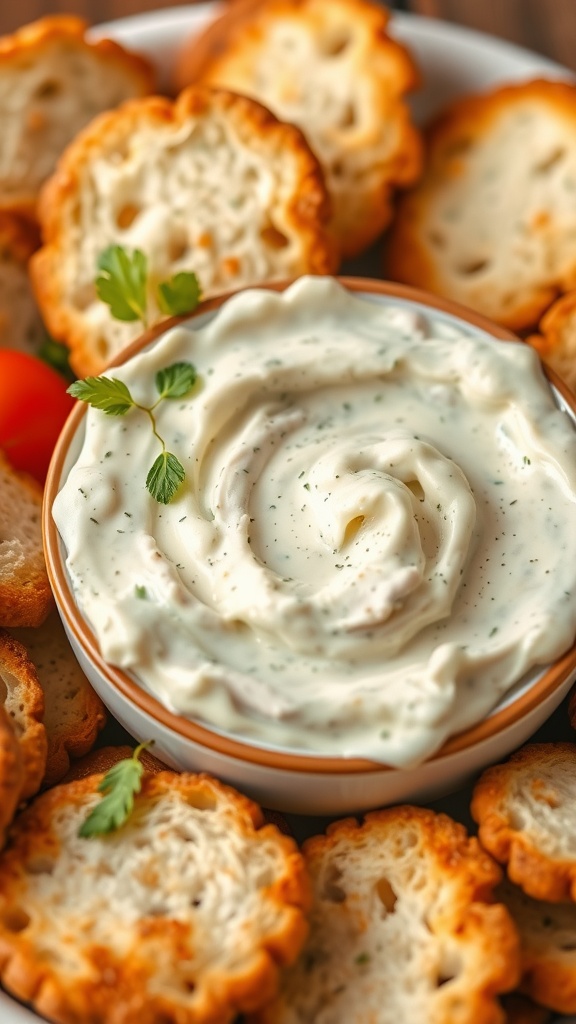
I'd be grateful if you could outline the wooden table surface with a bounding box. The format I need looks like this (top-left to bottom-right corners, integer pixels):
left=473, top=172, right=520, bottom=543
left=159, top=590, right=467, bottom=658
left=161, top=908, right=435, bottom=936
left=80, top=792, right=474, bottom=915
left=2, top=0, right=576, bottom=73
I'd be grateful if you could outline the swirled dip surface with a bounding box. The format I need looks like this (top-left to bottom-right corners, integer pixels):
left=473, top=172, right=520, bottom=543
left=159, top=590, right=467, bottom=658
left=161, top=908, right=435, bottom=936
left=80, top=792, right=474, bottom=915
left=53, top=278, right=576, bottom=765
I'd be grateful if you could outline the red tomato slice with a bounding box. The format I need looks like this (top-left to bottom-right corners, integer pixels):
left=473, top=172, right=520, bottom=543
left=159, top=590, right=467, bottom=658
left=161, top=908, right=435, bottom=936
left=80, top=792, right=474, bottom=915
left=0, top=350, right=75, bottom=483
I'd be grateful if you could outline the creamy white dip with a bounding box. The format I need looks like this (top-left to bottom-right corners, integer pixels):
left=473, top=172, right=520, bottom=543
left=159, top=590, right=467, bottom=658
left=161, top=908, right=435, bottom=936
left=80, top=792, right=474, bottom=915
left=53, top=277, right=576, bottom=766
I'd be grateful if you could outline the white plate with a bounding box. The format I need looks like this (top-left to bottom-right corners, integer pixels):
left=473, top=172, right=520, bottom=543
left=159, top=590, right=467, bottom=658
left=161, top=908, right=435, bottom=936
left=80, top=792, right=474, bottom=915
left=3, top=6, right=575, bottom=1022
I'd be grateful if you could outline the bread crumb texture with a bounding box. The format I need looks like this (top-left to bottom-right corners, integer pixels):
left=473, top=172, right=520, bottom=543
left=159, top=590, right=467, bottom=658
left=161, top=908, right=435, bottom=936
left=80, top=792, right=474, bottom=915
left=472, top=742, right=576, bottom=903
left=250, top=805, right=520, bottom=1024
left=0, top=450, right=52, bottom=628
left=176, top=0, right=422, bottom=259
left=498, top=879, right=576, bottom=1016
left=8, top=610, right=107, bottom=787
left=0, top=14, right=154, bottom=216
left=388, top=79, right=576, bottom=331
left=0, top=771, right=311, bottom=1024
left=0, top=703, right=23, bottom=850
left=0, top=629, right=46, bottom=802
left=31, top=85, right=337, bottom=377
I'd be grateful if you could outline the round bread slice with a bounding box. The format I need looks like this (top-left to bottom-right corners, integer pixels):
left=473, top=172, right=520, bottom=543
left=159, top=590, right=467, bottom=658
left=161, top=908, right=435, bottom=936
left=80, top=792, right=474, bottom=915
left=0, top=629, right=46, bottom=801
left=175, top=0, right=422, bottom=259
left=527, top=290, right=576, bottom=393
left=0, top=450, right=53, bottom=628
left=8, top=610, right=107, bottom=787
left=0, top=770, right=310, bottom=1024
left=0, top=703, right=23, bottom=850
left=31, top=84, right=337, bottom=377
left=250, top=805, right=520, bottom=1024
left=0, top=14, right=154, bottom=218
left=387, top=79, right=576, bottom=331
left=471, top=742, right=576, bottom=903
left=498, top=880, right=576, bottom=1016
left=0, top=212, right=45, bottom=356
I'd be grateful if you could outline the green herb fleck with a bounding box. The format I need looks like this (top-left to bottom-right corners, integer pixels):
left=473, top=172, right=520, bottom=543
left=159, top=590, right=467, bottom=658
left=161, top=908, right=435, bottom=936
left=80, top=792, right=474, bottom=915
left=78, top=741, right=153, bottom=838
left=355, top=953, right=371, bottom=966
left=135, top=585, right=147, bottom=599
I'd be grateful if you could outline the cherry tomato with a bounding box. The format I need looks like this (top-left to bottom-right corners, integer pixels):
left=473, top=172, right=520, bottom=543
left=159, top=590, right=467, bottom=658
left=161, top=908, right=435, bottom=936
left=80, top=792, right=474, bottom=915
left=0, top=350, right=75, bottom=483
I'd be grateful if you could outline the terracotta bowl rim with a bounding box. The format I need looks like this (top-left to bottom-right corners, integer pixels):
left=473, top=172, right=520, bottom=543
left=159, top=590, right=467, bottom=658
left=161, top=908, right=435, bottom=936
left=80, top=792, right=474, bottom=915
left=43, top=275, right=576, bottom=776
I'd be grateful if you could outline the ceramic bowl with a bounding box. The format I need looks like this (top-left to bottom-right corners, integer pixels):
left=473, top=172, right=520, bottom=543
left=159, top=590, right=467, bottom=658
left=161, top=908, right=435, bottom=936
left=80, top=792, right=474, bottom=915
left=43, top=277, right=576, bottom=815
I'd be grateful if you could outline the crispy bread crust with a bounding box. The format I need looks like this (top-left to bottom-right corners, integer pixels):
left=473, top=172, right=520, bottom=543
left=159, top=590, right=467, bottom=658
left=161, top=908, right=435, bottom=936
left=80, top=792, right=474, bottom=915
left=0, top=15, right=155, bottom=218
left=472, top=742, right=576, bottom=902
left=31, top=84, right=337, bottom=377
left=175, top=0, right=422, bottom=258
left=9, top=612, right=107, bottom=787
left=252, top=805, right=520, bottom=1024
left=0, top=451, right=53, bottom=628
left=0, top=771, right=311, bottom=1024
left=527, top=289, right=576, bottom=393
left=0, top=629, right=46, bottom=801
left=0, top=703, right=23, bottom=849
left=388, top=78, right=576, bottom=331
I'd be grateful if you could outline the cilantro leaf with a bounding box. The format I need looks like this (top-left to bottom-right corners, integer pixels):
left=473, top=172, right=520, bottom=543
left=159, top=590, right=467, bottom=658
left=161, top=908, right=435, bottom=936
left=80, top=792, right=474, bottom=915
left=67, top=375, right=135, bottom=416
left=96, top=245, right=148, bottom=324
left=155, top=362, right=197, bottom=400
left=146, top=451, right=185, bottom=504
left=157, top=271, right=201, bottom=317
left=78, top=742, right=151, bottom=838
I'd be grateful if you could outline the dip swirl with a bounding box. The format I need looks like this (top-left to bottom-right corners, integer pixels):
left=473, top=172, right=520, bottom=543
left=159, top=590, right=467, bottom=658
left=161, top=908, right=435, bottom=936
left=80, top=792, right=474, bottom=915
left=53, top=278, right=576, bottom=766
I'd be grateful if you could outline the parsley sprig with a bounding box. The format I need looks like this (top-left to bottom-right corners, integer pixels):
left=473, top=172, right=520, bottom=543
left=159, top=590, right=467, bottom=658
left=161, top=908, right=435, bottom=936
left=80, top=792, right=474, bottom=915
left=95, top=245, right=201, bottom=327
left=78, top=742, right=153, bottom=838
left=68, top=361, right=197, bottom=504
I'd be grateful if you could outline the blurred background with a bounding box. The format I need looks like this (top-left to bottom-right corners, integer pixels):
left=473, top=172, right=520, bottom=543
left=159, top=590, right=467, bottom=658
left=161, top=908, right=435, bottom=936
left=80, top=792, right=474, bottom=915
left=2, top=0, right=576, bottom=72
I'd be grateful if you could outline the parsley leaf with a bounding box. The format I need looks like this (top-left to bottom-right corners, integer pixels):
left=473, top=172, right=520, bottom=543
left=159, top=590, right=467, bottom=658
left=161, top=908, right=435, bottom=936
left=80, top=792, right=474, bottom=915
left=155, top=361, right=197, bottom=400
left=146, top=451, right=186, bottom=504
left=96, top=245, right=148, bottom=324
left=157, top=271, right=201, bottom=317
left=67, top=375, right=135, bottom=415
left=78, top=742, right=152, bottom=838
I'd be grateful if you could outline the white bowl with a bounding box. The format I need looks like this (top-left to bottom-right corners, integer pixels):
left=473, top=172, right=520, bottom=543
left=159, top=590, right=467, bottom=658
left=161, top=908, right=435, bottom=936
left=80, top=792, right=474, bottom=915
left=44, top=277, right=576, bottom=816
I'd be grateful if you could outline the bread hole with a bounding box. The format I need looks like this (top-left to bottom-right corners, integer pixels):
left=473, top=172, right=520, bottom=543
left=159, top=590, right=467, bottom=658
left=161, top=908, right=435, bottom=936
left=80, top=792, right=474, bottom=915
left=331, top=159, right=344, bottom=179
left=342, top=515, right=364, bottom=547
left=444, top=137, right=473, bottom=159
left=338, top=103, right=357, bottom=130
left=261, top=224, right=289, bottom=250
left=435, top=951, right=463, bottom=988
left=116, top=203, right=141, bottom=230
left=319, top=31, right=351, bottom=56
left=561, top=942, right=576, bottom=951
left=533, top=147, right=566, bottom=174
left=407, top=480, right=425, bottom=503
left=168, top=235, right=189, bottom=263
left=186, top=791, right=217, bottom=811
left=26, top=857, right=55, bottom=876
left=455, top=258, right=490, bottom=276
left=376, top=877, right=397, bottom=913
left=96, top=336, right=110, bottom=359
left=428, top=230, right=446, bottom=250
left=183, top=980, right=196, bottom=993
left=322, top=863, right=346, bottom=903
left=1, top=907, right=30, bottom=933
left=35, top=79, right=61, bottom=100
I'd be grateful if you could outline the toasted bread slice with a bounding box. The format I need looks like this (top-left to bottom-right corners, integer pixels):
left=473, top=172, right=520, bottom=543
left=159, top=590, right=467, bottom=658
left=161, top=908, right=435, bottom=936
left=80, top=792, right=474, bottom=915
left=0, top=15, right=154, bottom=218
left=528, top=290, right=576, bottom=393
left=251, top=805, right=520, bottom=1024
left=472, top=742, right=576, bottom=903
left=0, top=212, right=45, bottom=355
left=499, top=880, right=576, bottom=1016
left=0, top=771, right=310, bottom=1024
left=175, top=0, right=422, bottom=259
left=31, top=84, right=337, bottom=377
left=0, top=629, right=46, bottom=801
left=9, top=611, right=106, bottom=787
left=0, top=451, right=52, bottom=628
left=388, top=79, right=576, bottom=331
left=0, top=703, right=23, bottom=850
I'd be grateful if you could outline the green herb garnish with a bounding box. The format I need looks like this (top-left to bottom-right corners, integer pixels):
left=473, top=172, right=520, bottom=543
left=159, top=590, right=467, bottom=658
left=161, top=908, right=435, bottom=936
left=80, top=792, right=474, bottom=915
left=39, top=335, right=74, bottom=380
left=96, top=245, right=201, bottom=328
left=78, top=742, right=153, bottom=838
left=68, top=361, right=197, bottom=504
